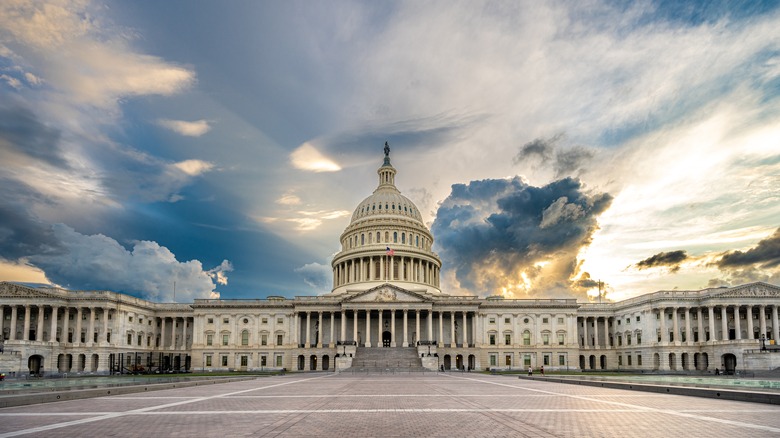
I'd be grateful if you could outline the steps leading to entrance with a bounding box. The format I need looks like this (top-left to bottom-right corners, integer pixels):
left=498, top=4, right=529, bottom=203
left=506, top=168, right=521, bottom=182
left=352, top=347, right=424, bottom=371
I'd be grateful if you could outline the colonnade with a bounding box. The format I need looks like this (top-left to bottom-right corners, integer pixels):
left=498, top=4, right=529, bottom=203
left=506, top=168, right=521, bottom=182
left=333, top=255, right=439, bottom=288
left=294, top=309, right=476, bottom=349
left=656, top=304, right=780, bottom=343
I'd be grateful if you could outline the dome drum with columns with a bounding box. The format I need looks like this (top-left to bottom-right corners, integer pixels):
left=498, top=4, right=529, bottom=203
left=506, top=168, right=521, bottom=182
left=2, top=144, right=780, bottom=377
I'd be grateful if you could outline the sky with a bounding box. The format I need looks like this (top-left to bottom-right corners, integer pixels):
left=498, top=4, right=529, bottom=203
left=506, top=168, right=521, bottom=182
left=0, top=0, right=779, bottom=303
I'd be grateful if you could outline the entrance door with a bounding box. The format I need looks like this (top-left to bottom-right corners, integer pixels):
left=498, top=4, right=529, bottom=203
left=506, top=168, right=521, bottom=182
left=28, top=355, right=43, bottom=376
left=382, top=331, right=391, bottom=347
left=722, top=353, right=737, bottom=375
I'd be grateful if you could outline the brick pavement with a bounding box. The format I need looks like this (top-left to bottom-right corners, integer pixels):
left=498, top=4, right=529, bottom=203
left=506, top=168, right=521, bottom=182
left=2, top=373, right=780, bottom=437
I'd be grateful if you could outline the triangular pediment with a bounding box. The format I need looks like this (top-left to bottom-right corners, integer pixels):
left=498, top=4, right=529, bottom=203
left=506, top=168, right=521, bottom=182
left=0, top=282, right=60, bottom=298
left=343, top=284, right=431, bottom=303
left=711, top=282, right=780, bottom=298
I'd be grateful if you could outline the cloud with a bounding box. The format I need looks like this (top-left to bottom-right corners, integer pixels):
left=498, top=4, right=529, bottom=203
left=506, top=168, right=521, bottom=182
left=635, top=250, right=690, bottom=273
left=290, top=142, right=342, bottom=172
left=172, top=159, right=215, bottom=176
left=514, top=136, right=595, bottom=178
left=294, top=262, right=332, bottom=293
left=26, top=223, right=229, bottom=302
left=276, top=193, right=301, bottom=206
left=717, top=228, right=780, bottom=269
left=0, top=103, right=68, bottom=168
left=157, top=119, right=212, bottom=137
left=431, top=176, right=612, bottom=299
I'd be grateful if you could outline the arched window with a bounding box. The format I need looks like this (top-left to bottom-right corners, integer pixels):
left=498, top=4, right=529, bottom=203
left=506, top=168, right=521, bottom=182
left=416, top=236, right=419, bottom=247
left=377, top=232, right=380, bottom=242
left=369, top=233, right=373, bottom=244
left=393, top=232, right=398, bottom=243
left=392, top=203, right=395, bottom=210
left=241, top=330, right=249, bottom=346
left=385, top=232, right=389, bottom=242
left=361, top=234, right=365, bottom=245
left=402, top=233, right=406, bottom=244
left=523, top=330, right=531, bottom=346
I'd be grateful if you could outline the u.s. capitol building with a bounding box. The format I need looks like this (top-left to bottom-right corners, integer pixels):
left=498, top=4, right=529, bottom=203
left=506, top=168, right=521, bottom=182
left=2, top=148, right=780, bottom=377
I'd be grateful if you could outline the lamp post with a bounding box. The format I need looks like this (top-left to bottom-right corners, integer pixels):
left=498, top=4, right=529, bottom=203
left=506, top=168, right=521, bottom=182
left=761, top=334, right=767, bottom=351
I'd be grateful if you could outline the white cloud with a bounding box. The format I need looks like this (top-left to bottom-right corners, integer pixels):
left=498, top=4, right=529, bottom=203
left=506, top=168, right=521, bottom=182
left=276, top=193, right=301, bottom=205
left=157, top=119, right=212, bottom=137
left=1, top=74, right=22, bottom=89
left=172, top=159, right=215, bottom=176
left=27, top=224, right=229, bottom=302
left=290, top=142, right=341, bottom=172
left=294, top=262, right=332, bottom=293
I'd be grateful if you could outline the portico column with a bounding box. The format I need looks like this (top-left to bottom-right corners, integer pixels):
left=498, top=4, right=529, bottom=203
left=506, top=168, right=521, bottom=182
left=403, top=309, right=409, bottom=347
left=377, top=309, right=383, bottom=348
left=340, top=310, right=346, bottom=342
left=438, top=311, right=443, bottom=347
left=170, top=317, right=177, bottom=348
left=160, top=317, right=166, bottom=349
left=734, top=306, right=742, bottom=340
left=593, top=317, right=600, bottom=348
left=659, top=308, right=666, bottom=343
left=450, top=312, right=456, bottom=346
left=696, top=308, right=704, bottom=344
left=22, top=305, right=31, bottom=341
left=365, top=309, right=371, bottom=347
left=9, top=306, right=17, bottom=340
left=353, top=310, right=358, bottom=343
left=708, top=307, right=715, bottom=342
left=427, top=310, right=433, bottom=342
left=463, top=312, right=468, bottom=346
left=746, top=305, right=754, bottom=340
left=672, top=307, right=679, bottom=343
left=102, top=309, right=110, bottom=343
left=390, top=257, right=394, bottom=281
left=391, top=309, right=396, bottom=347
left=329, top=312, right=335, bottom=347
left=721, top=306, right=729, bottom=341
left=760, top=305, right=767, bottom=339
left=684, top=307, right=692, bottom=345
left=49, top=306, right=58, bottom=342
left=36, top=305, right=45, bottom=341
left=305, top=312, right=311, bottom=348
left=74, top=307, right=82, bottom=344
left=583, top=317, right=589, bottom=347
left=317, top=311, right=323, bottom=348
left=61, top=307, right=70, bottom=344
left=772, top=306, right=780, bottom=342
left=415, top=310, right=420, bottom=344
left=380, top=257, right=385, bottom=280
left=87, top=307, right=96, bottom=344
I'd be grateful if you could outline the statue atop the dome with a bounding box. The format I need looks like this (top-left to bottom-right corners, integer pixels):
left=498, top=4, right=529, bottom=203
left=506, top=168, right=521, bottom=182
left=383, top=141, right=391, bottom=165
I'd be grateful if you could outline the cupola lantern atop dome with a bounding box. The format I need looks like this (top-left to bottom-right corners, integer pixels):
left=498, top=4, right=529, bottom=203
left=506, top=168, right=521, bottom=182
left=378, top=141, right=397, bottom=188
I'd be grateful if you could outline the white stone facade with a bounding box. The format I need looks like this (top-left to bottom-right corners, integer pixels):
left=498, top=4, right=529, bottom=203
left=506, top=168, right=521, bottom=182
left=2, top=149, right=780, bottom=376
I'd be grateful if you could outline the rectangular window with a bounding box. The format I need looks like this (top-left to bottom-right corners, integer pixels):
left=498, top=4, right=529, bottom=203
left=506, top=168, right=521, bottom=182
left=261, top=334, right=268, bottom=346
left=128, top=316, right=133, bottom=322
left=489, top=318, right=496, bottom=324
left=542, top=333, right=549, bottom=345
left=277, top=318, right=283, bottom=324
left=523, top=354, right=531, bottom=366
left=557, top=317, right=564, bottom=324
left=240, top=356, right=248, bottom=367
left=206, top=334, right=213, bottom=346
left=542, top=318, right=549, bottom=324
left=241, top=331, right=249, bottom=346
left=627, top=355, right=632, bottom=366
left=207, top=318, right=213, bottom=324
left=221, top=355, right=228, bottom=366
left=504, top=334, right=511, bottom=345
left=523, top=332, right=531, bottom=346
left=137, top=334, right=142, bottom=346
left=127, top=333, right=132, bottom=345
left=557, top=333, right=565, bottom=345
left=222, top=334, right=229, bottom=346
left=489, top=334, right=496, bottom=345
left=559, top=355, right=566, bottom=366
left=277, top=334, right=283, bottom=346
left=636, top=316, right=641, bottom=322
left=504, top=317, right=510, bottom=324
left=261, top=356, right=267, bottom=366
left=505, top=355, right=512, bottom=366
left=276, top=355, right=283, bottom=367
left=206, top=355, right=212, bottom=366
left=223, top=318, right=229, bottom=324
left=618, top=355, right=623, bottom=366
left=637, top=355, right=642, bottom=366
left=637, top=333, right=642, bottom=344
left=543, top=355, right=550, bottom=366
left=262, top=318, right=268, bottom=324
left=489, top=354, right=497, bottom=366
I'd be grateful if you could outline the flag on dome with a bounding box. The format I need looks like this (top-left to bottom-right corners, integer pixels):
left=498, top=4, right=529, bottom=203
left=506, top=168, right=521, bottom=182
left=386, top=246, right=394, bottom=256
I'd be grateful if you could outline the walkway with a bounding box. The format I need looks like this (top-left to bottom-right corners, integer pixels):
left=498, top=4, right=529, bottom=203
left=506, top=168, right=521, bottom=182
left=2, top=373, right=780, bottom=437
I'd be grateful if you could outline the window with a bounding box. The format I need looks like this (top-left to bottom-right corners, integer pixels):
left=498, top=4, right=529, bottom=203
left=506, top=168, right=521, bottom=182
left=137, top=334, right=142, bottom=346
left=276, top=355, right=283, bottom=367
left=262, top=318, right=268, bottom=324
left=636, top=316, right=641, bottom=322
left=223, top=318, right=229, bottom=324
left=206, top=334, right=213, bottom=346
left=637, top=355, right=643, bottom=366
left=221, top=356, right=228, bottom=366
left=543, top=355, right=550, bottom=366
left=523, top=354, right=531, bottom=366
left=558, top=317, right=564, bottom=324
left=617, top=335, right=622, bottom=346
left=241, top=330, right=249, bottom=346
left=489, top=354, right=497, bottom=366
left=222, top=334, right=229, bottom=346
left=261, top=356, right=267, bottom=367
left=206, top=355, right=212, bottom=366
left=558, top=333, right=565, bottom=345
left=559, top=355, right=566, bottom=366
left=504, top=317, right=510, bottom=324
left=489, top=318, right=496, bottom=324
left=489, top=334, right=496, bottom=345
left=542, top=333, right=549, bottom=345
left=127, top=333, right=132, bottom=345
left=626, top=318, right=630, bottom=324
left=542, top=318, right=549, bottom=324
left=277, top=334, right=283, bottom=346
left=240, top=356, right=248, bottom=367
left=523, top=331, right=531, bottom=346
left=505, top=355, right=512, bottom=366
left=261, top=334, right=268, bottom=346
left=627, top=334, right=632, bottom=345
left=627, top=355, right=632, bottom=366
left=637, top=333, right=642, bottom=344
left=129, top=316, right=133, bottom=322
left=504, top=334, right=511, bottom=345
left=277, top=318, right=283, bottom=324
left=618, top=355, right=623, bottom=366
left=524, top=318, right=529, bottom=324
left=243, top=318, right=249, bottom=324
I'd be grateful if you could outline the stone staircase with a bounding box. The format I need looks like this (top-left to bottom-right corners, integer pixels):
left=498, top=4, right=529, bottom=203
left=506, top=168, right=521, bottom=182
left=351, top=346, right=425, bottom=372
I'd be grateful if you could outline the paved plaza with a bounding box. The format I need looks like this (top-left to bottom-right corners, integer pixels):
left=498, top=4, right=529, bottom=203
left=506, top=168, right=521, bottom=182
left=2, top=373, right=780, bottom=437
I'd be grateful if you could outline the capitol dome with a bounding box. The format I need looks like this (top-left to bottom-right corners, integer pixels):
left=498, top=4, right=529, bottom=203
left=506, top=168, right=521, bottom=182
left=328, top=144, right=442, bottom=296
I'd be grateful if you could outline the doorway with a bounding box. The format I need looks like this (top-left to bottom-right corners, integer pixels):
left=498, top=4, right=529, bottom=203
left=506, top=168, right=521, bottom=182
left=382, top=331, right=391, bottom=347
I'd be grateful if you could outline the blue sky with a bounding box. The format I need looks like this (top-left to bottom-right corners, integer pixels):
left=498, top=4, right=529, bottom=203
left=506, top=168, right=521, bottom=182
left=1, top=0, right=779, bottom=302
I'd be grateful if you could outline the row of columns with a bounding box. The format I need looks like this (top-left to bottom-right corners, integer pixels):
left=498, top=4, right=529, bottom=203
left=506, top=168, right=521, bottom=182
left=0, top=304, right=192, bottom=350
left=333, top=255, right=439, bottom=287
left=296, top=309, right=475, bottom=348
left=658, top=304, right=780, bottom=343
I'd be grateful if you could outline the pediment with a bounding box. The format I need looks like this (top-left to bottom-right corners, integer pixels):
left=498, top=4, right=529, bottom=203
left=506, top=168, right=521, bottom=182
left=711, top=282, right=780, bottom=298
left=343, top=284, right=430, bottom=303
left=0, top=282, right=59, bottom=298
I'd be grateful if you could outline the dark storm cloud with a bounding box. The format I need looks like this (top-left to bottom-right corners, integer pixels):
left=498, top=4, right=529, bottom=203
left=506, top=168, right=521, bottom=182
left=0, top=104, right=68, bottom=168
left=432, top=176, right=612, bottom=297
left=716, top=228, right=780, bottom=269
left=0, top=178, right=65, bottom=260
left=635, top=250, right=689, bottom=273
left=514, top=135, right=594, bottom=178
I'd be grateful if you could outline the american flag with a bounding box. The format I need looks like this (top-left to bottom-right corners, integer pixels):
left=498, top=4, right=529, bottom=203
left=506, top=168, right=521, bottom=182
left=386, top=246, right=395, bottom=256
